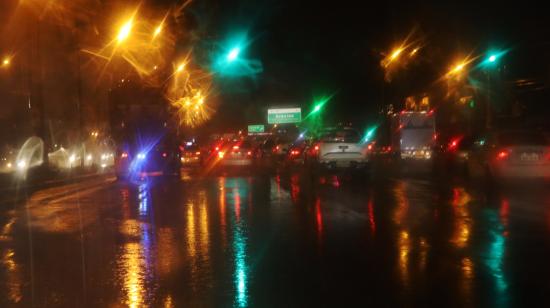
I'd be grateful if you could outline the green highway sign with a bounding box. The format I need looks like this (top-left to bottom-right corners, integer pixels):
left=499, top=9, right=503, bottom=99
left=247, top=124, right=265, bottom=134
left=267, top=108, right=302, bottom=124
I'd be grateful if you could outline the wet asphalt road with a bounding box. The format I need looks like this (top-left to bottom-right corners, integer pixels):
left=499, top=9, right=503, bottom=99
left=1, top=163, right=550, bottom=307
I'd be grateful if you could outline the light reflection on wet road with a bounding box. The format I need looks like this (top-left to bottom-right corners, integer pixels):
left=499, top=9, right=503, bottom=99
left=0, top=168, right=550, bottom=307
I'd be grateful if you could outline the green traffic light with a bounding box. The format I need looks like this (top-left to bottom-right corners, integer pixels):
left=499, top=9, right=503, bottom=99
left=227, top=47, right=240, bottom=62
left=363, top=126, right=378, bottom=143
left=313, top=104, right=322, bottom=113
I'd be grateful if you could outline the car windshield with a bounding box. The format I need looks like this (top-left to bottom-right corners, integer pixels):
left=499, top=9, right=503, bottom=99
left=498, top=132, right=549, bottom=146
left=321, top=130, right=361, bottom=143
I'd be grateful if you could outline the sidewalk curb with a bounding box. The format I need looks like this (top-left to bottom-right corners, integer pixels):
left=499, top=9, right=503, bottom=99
left=0, top=172, right=115, bottom=204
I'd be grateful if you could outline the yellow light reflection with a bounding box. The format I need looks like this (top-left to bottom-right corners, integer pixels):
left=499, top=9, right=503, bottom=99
left=120, top=242, right=146, bottom=308
left=199, top=192, right=210, bottom=257
left=450, top=188, right=472, bottom=249
left=393, top=181, right=409, bottom=225
left=187, top=203, right=196, bottom=258
left=461, top=257, right=474, bottom=300
left=2, top=249, right=22, bottom=304
left=398, top=231, right=410, bottom=287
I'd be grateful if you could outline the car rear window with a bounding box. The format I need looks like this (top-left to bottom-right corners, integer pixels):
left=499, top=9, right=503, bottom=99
left=321, top=130, right=361, bottom=143
left=498, top=132, right=548, bottom=146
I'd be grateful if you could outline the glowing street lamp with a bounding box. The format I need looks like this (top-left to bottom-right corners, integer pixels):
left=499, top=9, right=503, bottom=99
left=153, top=24, right=162, bottom=38
left=450, top=62, right=465, bottom=75
left=1, top=57, right=10, bottom=67
left=227, top=47, right=240, bottom=62
left=390, top=48, right=403, bottom=61
left=176, top=63, right=186, bottom=73
left=117, top=19, right=133, bottom=43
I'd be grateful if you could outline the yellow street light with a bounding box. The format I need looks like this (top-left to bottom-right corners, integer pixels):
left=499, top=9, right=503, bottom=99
left=176, top=62, right=186, bottom=73
left=2, top=57, right=10, bottom=67
left=390, top=48, right=403, bottom=61
left=449, top=62, right=466, bottom=75
left=153, top=24, right=162, bottom=38
left=117, top=19, right=133, bottom=43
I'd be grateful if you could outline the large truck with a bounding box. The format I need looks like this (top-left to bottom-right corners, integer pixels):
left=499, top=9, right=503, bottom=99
left=390, top=110, right=436, bottom=160
left=109, top=81, right=181, bottom=179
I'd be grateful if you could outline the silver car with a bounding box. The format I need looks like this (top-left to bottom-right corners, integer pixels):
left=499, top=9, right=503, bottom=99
left=467, top=130, right=550, bottom=179
left=313, top=128, right=371, bottom=169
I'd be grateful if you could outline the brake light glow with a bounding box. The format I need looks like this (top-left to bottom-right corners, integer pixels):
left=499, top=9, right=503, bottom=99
left=247, top=151, right=252, bottom=156
left=218, top=151, right=225, bottom=158
left=367, top=144, right=373, bottom=151
left=162, top=152, right=167, bottom=158
left=121, top=152, right=128, bottom=158
left=314, top=145, right=319, bottom=151
left=195, top=151, right=201, bottom=155
left=448, top=139, right=459, bottom=151
left=233, top=145, right=240, bottom=150
left=290, top=150, right=300, bottom=156
left=497, top=150, right=509, bottom=160
left=215, top=146, right=219, bottom=151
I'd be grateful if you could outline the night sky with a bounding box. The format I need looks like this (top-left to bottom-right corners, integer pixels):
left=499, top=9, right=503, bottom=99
left=189, top=0, right=550, bottom=128
left=1, top=0, right=550, bottom=139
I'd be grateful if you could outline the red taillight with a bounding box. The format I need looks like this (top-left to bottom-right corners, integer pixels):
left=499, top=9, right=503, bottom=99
left=215, top=146, right=219, bottom=151
left=290, top=150, right=300, bottom=156
left=247, top=151, right=252, bottom=156
left=121, top=152, right=128, bottom=158
left=448, top=140, right=458, bottom=150
left=162, top=152, right=167, bottom=158
left=314, top=145, right=319, bottom=151
left=497, top=150, right=510, bottom=160
left=195, top=151, right=201, bottom=155
left=233, top=145, right=240, bottom=150
left=367, top=144, right=373, bottom=151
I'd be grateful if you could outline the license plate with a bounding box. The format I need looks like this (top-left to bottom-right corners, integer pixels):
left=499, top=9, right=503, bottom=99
left=338, top=145, right=349, bottom=151
left=521, top=153, right=539, bottom=161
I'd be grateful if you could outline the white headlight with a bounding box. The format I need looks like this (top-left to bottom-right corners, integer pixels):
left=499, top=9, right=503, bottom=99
left=17, top=161, right=26, bottom=169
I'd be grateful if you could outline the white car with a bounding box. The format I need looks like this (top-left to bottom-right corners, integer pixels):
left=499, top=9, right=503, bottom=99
left=468, top=130, right=550, bottom=179
left=311, top=128, right=372, bottom=170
